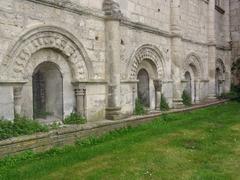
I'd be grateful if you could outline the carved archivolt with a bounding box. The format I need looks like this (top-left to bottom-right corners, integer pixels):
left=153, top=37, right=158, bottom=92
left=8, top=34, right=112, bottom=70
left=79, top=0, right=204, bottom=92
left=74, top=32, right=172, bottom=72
left=2, top=26, right=93, bottom=81
left=128, top=44, right=166, bottom=80
left=183, top=53, right=204, bottom=79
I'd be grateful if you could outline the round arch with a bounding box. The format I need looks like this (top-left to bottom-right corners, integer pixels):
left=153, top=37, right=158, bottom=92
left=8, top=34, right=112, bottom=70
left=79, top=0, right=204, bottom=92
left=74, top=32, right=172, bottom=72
left=183, top=53, right=204, bottom=79
left=182, top=53, right=203, bottom=104
left=1, top=26, right=93, bottom=81
left=127, top=44, right=166, bottom=80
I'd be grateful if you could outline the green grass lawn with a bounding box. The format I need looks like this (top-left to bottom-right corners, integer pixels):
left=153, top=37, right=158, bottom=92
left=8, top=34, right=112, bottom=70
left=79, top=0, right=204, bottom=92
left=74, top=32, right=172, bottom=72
left=1, top=101, right=240, bottom=180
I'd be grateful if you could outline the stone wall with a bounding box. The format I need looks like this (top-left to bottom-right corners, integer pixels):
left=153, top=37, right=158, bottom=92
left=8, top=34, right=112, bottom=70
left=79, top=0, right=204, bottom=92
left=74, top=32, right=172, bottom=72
left=230, top=0, right=240, bottom=63
left=119, top=0, right=171, bottom=32
left=0, top=0, right=233, bottom=122
left=181, top=0, right=209, bottom=43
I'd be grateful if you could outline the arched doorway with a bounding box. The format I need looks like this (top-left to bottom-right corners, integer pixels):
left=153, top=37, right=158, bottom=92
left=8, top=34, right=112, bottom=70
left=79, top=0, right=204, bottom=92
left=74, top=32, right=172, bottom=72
left=184, top=71, right=192, bottom=98
left=183, top=66, right=199, bottom=104
left=137, top=69, right=150, bottom=107
left=32, top=62, right=63, bottom=120
left=183, top=54, right=203, bottom=104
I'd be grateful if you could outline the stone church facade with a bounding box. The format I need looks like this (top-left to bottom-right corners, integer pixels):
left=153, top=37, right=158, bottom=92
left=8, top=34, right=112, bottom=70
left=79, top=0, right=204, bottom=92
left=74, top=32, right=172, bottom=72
left=0, top=0, right=233, bottom=122
left=230, top=0, right=240, bottom=84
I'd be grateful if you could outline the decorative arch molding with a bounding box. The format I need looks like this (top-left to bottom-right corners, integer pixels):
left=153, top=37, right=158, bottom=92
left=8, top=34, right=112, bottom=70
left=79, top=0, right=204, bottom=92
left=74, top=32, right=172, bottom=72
left=1, top=26, right=93, bottom=81
left=183, top=53, right=204, bottom=79
left=127, top=44, right=166, bottom=80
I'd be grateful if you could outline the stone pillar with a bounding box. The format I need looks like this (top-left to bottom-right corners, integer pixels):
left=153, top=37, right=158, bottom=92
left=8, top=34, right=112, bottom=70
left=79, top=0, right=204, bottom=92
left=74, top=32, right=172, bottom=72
left=132, top=85, right=136, bottom=111
left=13, top=86, right=23, bottom=116
left=170, top=0, right=184, bottom=108
left=219, top=80, right=224, bottom=95
left=195, top=80, right=201, bottom=104
left=208, top=0, right=217, bottom=99
left=74, top=87, right=86, bottom=117
left=224, top=72, right=231, bottom=92
left=154, top=80, right=162, bottom=111
left=103, top=0, right=123, bottom=120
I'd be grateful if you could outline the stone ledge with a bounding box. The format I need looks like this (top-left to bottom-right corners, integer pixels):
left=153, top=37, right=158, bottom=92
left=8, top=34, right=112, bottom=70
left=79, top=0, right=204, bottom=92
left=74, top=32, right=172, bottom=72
left=0, top=99, right=228, bottom=158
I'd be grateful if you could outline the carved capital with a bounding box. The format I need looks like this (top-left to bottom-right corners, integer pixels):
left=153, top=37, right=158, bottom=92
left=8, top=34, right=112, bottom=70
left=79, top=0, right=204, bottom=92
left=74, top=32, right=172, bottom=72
left=14, top=86, right=23, bottom=101
left=103, top=0, right=123, bottom=19
left=153, top=80, right=162, bottom=92
left=74, top=88, right=86, bottom=96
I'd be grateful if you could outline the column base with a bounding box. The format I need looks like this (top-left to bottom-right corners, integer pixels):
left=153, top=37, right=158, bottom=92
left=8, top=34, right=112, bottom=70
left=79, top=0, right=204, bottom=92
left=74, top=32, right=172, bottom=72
left=195, top=100, right=201, bottom=104
left=208, top=93, right=217, bottom=100
left=105, top=107, right=122, bottom=120
left=173, top=99, right=184, bottom=109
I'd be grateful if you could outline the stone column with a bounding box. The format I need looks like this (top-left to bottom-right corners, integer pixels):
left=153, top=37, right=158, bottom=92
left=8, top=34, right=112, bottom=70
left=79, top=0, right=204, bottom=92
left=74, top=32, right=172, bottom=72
left=74, top=87, right=86, bottom=117
left=132, top=86, right=136, bottom=111
left=154, top=80, right=162, bottom=111
left=219, top=80, right=224, bottom=95
left=103, top=0, right=122, bottom=120
left=224, top=71, right=231, bottom=92
left=170, top=0, right=184, bottom=108
left=13, top=86, right=23, bottom=116
left=195, top=80, right=201, bottom=104
left=208, top=0, right=217, bottom=99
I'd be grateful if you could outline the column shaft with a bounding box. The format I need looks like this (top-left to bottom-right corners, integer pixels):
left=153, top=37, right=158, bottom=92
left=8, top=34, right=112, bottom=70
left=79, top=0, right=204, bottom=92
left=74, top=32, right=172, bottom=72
left=104, top=14, right=122, bottom=119
left=75, top=88, right=86, bottom=116
left=13, top=86, right=23, bottom=116
left=171, top=0, right=184, bottom=108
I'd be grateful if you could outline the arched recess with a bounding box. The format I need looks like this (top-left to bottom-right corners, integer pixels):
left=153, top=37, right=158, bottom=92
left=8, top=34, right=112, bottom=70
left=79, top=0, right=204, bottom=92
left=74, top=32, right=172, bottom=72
left=128, top=44, right=166, bottom=111
left=215, top=58, right=226, bottom=96
left=1, top=26, right=93, bottom=81
left=182, top=53, right=204, bottom=104
left=137, top=69, right=150, bottom=107
left=1, top=26, right=93, bottom=121
left=127, top=44, right=166, bottom=80
left=32, top=61, right=63, bottom=120
left=182, top=53, right=204, bottom=79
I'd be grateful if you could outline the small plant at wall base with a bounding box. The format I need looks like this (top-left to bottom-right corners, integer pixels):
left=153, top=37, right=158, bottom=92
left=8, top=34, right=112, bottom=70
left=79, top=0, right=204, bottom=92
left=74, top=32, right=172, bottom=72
left=219, top=84, right=240, bottom=101
left=160, top=94, right=169, bottom=111
left=134, top=99, right=146, bottom=115
left=0, top=115, right=48, bottom=140
left=182, top=90, right=192, bottom=106
left=36, top=111, right=53, bottom=118
left=63, top=113, right=86, bottom=125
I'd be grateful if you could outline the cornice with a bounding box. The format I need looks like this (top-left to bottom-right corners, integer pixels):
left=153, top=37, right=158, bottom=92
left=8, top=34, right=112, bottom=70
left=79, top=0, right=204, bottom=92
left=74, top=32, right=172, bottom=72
left=120, top=19, right=172, bottom=38
left=26, top=0, right=105, bottom=19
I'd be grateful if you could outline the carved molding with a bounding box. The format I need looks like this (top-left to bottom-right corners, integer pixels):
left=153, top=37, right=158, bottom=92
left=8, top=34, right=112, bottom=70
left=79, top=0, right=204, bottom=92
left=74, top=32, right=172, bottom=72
left=183, top=53, right=204, bottom=79
left=128, top=44, right=166, bottom=80
left=1, top=26, right=93, bottom=81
